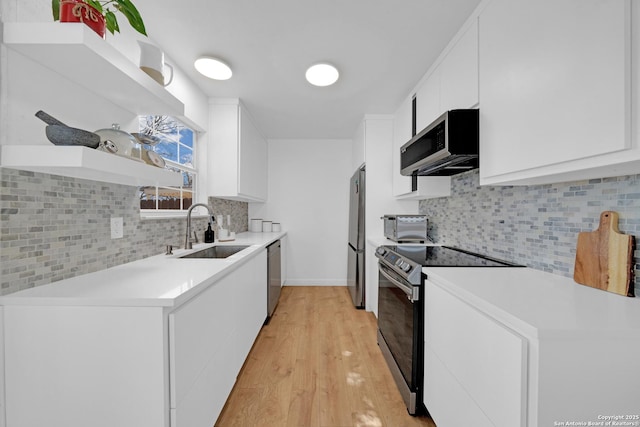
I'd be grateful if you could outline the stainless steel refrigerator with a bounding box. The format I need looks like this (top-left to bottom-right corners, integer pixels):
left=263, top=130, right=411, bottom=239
left=347, top=165, right=365, bottom=308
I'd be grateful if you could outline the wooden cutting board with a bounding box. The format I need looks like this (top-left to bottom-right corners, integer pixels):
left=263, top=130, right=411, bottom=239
left=574, top=211, right=635, bottom=297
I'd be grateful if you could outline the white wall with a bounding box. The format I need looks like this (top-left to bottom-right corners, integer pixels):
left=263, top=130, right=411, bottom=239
left=249, top=139, right=352, bottom=286
left=358, top=116, right=420, bottom=314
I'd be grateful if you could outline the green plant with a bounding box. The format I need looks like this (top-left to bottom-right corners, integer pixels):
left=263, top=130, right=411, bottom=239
left=52, top=0, right=147, bottom=36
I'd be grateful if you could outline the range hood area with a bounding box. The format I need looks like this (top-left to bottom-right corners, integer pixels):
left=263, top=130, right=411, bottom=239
left=400, top=109, right=479, bottom=177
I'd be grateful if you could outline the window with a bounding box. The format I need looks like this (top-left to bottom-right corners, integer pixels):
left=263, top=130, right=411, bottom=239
left=138, top=116, right=197, bottom=212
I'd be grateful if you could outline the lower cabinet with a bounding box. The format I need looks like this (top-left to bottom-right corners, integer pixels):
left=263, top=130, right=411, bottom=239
left=3, top=305, right=168, bottom=427
left=1, top=250, right=267, bottom=427
left=169, top=249, right=267, bottom=426
left=423, top=277, right=640, bottom=426
left=423, top=281, right=527, bottom=427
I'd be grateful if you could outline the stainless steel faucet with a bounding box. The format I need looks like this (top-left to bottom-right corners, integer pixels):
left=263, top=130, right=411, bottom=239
left=184, top=203, right=215, bottom=249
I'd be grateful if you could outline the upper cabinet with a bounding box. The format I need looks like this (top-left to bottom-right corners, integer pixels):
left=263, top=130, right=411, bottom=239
left=440, top=21, right=479, bottom=113
left=209, top=99, right=268, bottom=202
left=415, top=18, right=479, bottom=133
left=392, top=18, right=478, bottom=199
left=415, top=69, right=441, bottom=133
left=478, top=0, right=635, bottom=185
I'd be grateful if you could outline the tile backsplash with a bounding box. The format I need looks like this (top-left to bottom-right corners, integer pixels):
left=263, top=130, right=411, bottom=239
left=419, top=170, right=640, bottom=297
left=0, top=168, right=248, bottom=295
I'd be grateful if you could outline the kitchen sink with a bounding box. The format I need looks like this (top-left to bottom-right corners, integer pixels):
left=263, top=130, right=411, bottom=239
left=179, top=245, right=250, bottom=259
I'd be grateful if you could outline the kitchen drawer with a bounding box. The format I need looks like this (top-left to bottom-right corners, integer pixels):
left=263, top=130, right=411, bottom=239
left=170, top=346, right=236, bottom=427
left=168, top=250, right=267, bottom=425
left=169, top=276, right=235, bottom=408
left=424, top=280, right=527, bottom=427
left=424, top=344, right=494, bottom=427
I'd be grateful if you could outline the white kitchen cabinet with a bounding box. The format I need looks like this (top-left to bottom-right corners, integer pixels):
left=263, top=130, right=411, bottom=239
left=479, top=0, right=634, bottom=186
left=209, top=99, right=268, bottom=202
left=169, top=250, right=267, bottom=426
left=2, top=249, right=267, bottom=427
left=423, top=346, right=494, bottom=427
left=391, top=17, right=478, bottom=200
left=439, top=19, right=479, bottom=112
left=234, top=249, right=268, bottom=364
left=423, top=267, right=640, bottom=427
left=414, top=70, right=441, bottom=134
left=359, top=116, right=421, bottom=313
left=413, top=17, right=479, bottom=134
left=3, top=305, right=168, bottom=427
left=424, top=280, right=526, bottom=427
left=365, top=240, right=379, bottom=317
left=391, top=96, right=451, bottom=200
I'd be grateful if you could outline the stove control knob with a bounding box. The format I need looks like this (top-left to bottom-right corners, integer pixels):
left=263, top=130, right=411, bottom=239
left=376, top=247, right=387, bottom=256
left=394, top=259, right=403, bottom=268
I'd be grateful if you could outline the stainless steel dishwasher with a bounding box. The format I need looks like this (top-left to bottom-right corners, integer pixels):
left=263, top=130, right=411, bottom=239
left=266, top=240, right=281, bottom=321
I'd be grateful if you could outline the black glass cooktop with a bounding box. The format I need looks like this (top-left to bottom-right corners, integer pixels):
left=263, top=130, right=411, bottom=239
left=386, top=245, right=522, bottom=267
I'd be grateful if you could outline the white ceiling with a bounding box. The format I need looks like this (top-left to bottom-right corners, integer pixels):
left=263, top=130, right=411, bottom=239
left=134, top=0, right=481, bottom=139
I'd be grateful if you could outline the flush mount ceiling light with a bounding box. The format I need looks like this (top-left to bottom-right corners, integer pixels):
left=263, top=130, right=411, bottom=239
left=194, top=56, right=233, bottom=80
left=305, top=63, right=339, bottom=87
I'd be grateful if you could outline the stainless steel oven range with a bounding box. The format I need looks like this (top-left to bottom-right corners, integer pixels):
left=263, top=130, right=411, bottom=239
left=375, top=245, right=522, bottom=415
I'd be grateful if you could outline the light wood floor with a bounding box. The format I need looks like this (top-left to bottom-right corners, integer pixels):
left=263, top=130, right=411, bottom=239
left=216, top=286, right=436, bottom=427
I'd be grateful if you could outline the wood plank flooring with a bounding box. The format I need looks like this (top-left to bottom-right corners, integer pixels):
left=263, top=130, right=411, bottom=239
left=216, top=286, right=436, bottom=427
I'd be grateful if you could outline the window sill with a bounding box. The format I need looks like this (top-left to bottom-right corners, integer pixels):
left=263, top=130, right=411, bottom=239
left=140, top=211, right=209, bottom=220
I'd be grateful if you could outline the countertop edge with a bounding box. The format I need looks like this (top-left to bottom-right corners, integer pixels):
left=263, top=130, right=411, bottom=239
left=423, top=266, right=640, bottom=340
left=0, top=231, right=287, bottom=308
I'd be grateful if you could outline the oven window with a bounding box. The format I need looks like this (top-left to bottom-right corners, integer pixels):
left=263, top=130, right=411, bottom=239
left=378, top=269, right=416, bottom=386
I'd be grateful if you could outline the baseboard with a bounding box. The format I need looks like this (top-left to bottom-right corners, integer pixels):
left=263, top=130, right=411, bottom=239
left=283, top=280, right=347, bottom=286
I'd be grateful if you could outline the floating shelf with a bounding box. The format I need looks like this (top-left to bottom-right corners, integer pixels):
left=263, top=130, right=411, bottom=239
left=1, top=145, right=183, bottom=187
left=2, top=23, right=184, bottom=117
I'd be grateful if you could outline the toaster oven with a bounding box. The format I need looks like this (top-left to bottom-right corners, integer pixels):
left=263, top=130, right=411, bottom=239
left=381, top=215, right=428, bottom=243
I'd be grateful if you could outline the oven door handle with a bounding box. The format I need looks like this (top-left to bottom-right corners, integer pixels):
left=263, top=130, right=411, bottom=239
left=379, top=263, right=419, bottom=302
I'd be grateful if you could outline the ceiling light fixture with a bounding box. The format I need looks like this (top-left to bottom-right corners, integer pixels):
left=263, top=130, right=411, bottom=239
left=194, top=56, right=233, bottom=80
left=305, top=63, right=339, bottom=87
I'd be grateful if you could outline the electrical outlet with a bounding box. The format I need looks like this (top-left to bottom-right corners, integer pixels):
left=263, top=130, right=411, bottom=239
left=110, top=217, right=124, bottom=239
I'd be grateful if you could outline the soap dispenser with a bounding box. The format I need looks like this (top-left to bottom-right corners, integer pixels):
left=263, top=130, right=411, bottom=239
left=204, top=222, right=215, bottom=243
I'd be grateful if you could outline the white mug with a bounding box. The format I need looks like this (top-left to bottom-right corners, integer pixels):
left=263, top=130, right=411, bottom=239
left=138, top=41, right=174, bottom=86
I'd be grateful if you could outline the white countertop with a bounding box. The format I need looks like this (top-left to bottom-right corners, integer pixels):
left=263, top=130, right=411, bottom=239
left=0, top=231, right=286, bottom=308
left=423, top=266, right=640, bottom=339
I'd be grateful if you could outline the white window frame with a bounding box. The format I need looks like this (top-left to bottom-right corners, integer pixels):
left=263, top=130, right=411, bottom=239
left=138, top=116, right=199, bottom=218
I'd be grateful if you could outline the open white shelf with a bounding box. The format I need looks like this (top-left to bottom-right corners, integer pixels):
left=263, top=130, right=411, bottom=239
left=2, top=22, right=184, bottom=117
left=1, top=145, right=182, bottom=187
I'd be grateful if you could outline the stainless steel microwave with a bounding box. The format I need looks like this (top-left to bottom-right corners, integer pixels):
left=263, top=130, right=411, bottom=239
left=400, top=109, right=479, bottom=176
left=382, top=215, right=428, bottom=243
